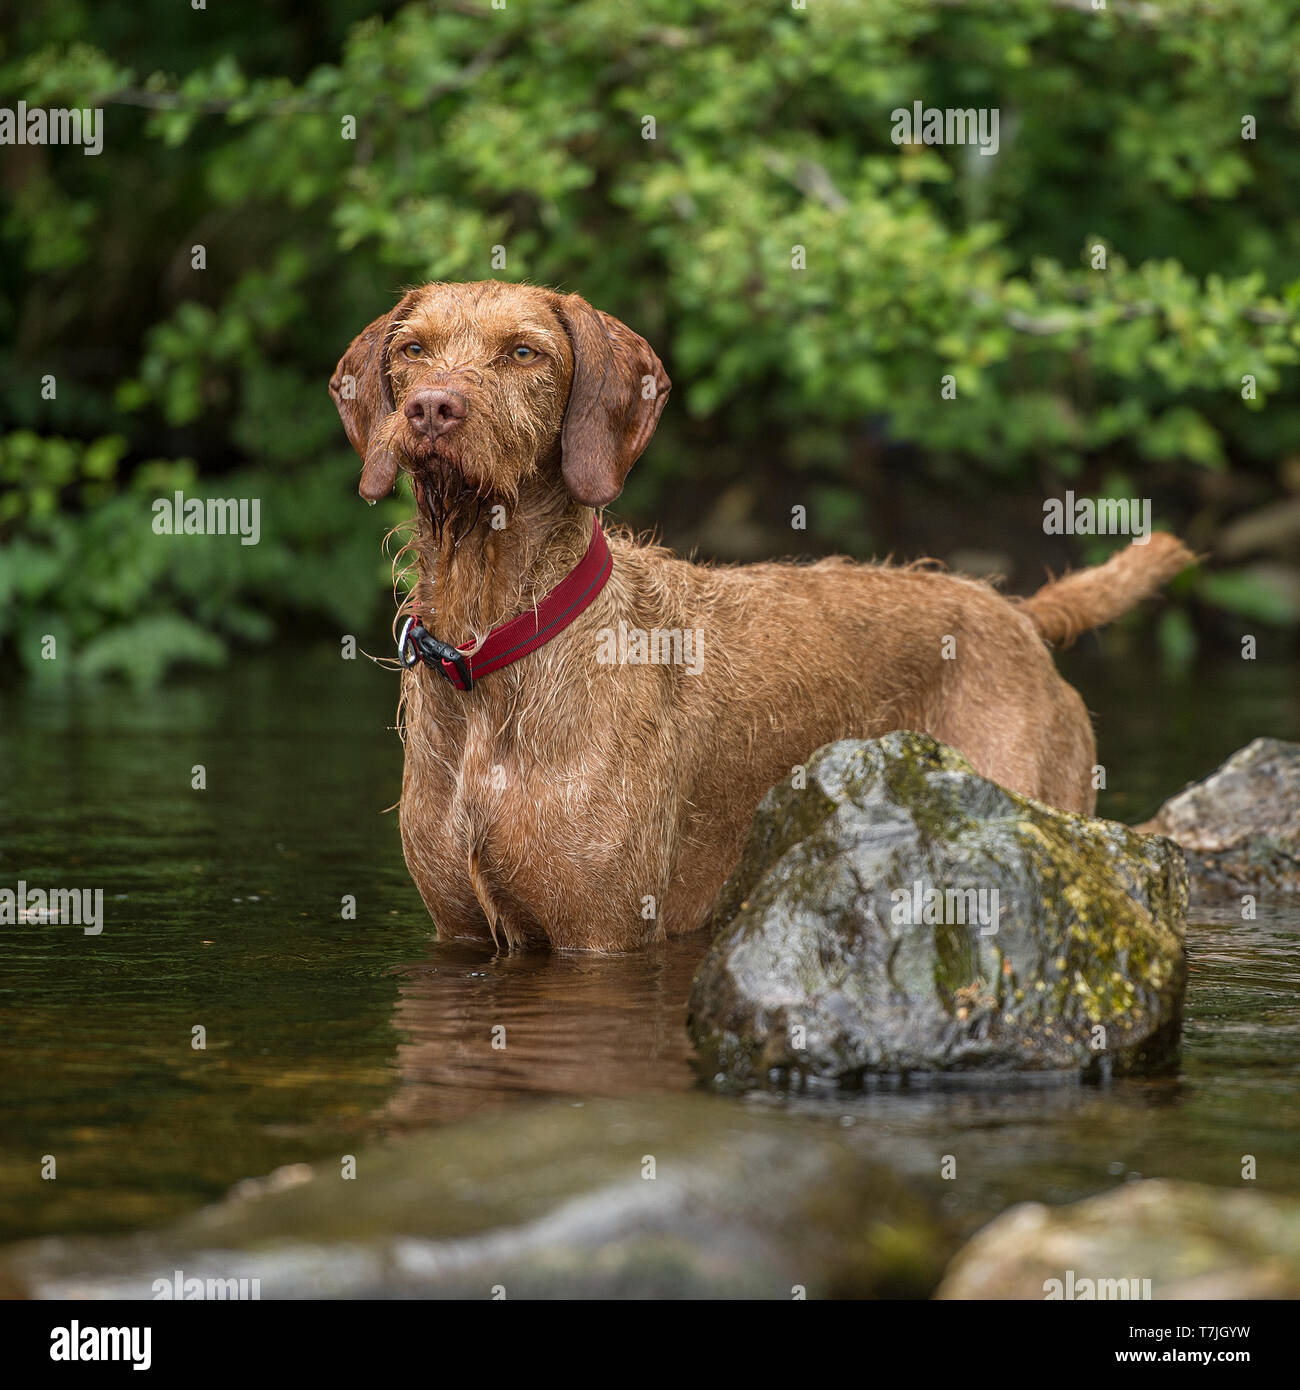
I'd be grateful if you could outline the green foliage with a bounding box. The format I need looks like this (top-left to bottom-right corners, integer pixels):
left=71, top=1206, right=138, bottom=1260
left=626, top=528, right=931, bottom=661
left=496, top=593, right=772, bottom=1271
left=3, top=0, right=1300, bottom=684
left=0, top=433, right=409, bottom=686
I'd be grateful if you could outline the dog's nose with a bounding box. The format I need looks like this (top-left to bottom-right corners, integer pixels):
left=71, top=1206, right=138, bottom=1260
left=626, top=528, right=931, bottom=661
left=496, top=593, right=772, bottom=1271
left=404, top=388, right=467, bottom=439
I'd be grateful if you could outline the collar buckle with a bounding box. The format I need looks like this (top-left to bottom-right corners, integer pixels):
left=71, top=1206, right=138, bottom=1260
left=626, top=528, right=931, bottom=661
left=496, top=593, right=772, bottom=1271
left=398, top=616, right=474, bottom=690
left=396, top=517, right=610, bottom=694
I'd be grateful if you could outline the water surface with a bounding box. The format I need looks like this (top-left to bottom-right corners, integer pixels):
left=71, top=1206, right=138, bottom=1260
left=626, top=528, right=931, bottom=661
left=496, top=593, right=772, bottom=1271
left=1, top=651, right=1297, bottom=1245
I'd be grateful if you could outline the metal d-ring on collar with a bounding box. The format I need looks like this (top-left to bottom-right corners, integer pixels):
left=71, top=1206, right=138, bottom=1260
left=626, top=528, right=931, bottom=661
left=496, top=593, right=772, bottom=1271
left=394, top=518, right=611, bottom=694
left=397, top=614, right=475, bottom=690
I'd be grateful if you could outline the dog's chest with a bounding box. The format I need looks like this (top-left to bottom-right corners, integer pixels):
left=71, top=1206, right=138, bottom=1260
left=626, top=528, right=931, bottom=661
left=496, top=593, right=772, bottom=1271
left=398, top=698, right=589, bottom=935
left=402, top=708, right=515, bottom=850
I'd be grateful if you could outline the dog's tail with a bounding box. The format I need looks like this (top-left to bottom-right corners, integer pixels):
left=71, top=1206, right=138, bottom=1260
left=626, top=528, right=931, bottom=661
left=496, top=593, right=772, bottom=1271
left=1019, top=533, right=1196, bottom=645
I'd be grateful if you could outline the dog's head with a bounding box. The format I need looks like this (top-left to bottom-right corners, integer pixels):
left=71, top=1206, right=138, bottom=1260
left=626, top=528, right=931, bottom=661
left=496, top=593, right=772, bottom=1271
left=328, top=280, right=670, bottom=511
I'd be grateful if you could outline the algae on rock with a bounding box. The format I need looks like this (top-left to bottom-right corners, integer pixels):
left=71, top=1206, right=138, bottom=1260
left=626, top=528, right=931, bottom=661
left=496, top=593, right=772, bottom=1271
left=690, top=732, right=1187, bottom=1084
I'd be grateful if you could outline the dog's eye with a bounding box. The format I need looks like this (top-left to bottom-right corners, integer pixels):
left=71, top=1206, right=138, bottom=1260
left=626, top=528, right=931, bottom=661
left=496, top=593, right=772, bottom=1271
left=402, top=343, right=423, bottom=359
left=510, top=345, right=537, bottom=363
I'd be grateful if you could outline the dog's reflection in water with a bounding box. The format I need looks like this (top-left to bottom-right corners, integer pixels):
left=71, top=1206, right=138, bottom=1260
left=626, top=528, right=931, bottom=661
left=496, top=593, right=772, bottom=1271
left=380, top=935, right=703, bottom=1128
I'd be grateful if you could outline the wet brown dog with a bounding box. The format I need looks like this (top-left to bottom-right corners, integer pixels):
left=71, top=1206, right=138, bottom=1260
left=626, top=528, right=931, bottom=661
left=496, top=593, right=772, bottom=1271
left=330, top=281, right=1193, bottom=951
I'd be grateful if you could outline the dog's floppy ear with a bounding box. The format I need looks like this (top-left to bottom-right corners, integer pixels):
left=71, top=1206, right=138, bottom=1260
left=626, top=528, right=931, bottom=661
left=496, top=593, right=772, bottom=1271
left=553, top=294, right=671, bottom=507
left=328, top=292, right=415, bottom=502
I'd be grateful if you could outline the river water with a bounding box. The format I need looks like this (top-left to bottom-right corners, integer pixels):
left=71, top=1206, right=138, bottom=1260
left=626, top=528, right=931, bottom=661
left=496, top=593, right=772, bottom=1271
left=1, top=652, right=1297, bottom=1246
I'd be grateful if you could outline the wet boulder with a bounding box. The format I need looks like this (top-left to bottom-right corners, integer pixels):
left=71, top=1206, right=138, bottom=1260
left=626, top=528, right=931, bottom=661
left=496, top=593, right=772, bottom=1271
left=1139, top=738, right=1300, bottom=894
left=689, top=732, right=1187, bottom=1084
left=0, top=1096, right=951, bottom=1299
left=937, top=1180, right=1300, bottom=1299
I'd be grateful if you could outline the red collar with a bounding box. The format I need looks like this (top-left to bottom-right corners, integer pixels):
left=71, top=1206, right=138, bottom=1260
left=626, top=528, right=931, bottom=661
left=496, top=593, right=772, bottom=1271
left=398, top=519, right=612, bottom=691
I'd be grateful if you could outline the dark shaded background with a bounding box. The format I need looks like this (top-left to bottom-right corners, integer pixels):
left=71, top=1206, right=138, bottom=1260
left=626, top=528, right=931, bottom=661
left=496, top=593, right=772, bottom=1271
left=4, top=0, right=1300, bottom=685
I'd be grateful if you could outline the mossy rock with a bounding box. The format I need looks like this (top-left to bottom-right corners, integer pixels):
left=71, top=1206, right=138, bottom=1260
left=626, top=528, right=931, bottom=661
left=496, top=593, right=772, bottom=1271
left=0, top=1096, right=951, bottom=1299
left=689, top=732, right=1187, bottom=1085
left=937, top=1180, right=1300, bottom=1299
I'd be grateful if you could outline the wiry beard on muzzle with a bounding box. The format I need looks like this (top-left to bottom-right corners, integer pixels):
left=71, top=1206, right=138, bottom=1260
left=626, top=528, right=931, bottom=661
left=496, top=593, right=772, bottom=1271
left=417, top=468, right=489, bottom=549
left=369, top=410, right=509, bottom=549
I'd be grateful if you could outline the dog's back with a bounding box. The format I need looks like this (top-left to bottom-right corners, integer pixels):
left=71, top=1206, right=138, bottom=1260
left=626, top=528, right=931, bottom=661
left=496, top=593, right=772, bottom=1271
left=620, top=533, right=1193, bottom=838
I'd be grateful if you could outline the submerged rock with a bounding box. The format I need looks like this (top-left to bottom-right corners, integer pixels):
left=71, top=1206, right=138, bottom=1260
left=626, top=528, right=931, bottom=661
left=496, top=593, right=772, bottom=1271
left=1139, top=738, right=1300, bottom=894
left=937, top=1180, right=1300, bottom=1299
left=689, top=733, right=1187, bottom=1085
left=0, top=1096, right=950, bottom=1299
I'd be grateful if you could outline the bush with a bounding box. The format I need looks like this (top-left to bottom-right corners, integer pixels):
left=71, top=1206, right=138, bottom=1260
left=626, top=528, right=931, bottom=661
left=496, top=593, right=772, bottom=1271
left=4, top=0, right=1299, bottom=682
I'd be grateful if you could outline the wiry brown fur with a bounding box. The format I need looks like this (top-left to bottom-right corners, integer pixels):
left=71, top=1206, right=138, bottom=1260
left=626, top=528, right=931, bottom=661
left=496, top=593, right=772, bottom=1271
left=1016, top=532, right=1193, bottom=645
left=331, top=280, right=1195, bottom=952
